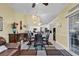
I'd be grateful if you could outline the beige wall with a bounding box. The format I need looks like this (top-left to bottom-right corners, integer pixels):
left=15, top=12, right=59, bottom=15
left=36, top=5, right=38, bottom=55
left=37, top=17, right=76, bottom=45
left=0, top=4, right=41, bottom=42
left=14, top=13, right=27, bottom=33
left=49, top=4, right=78, bottom=49
left=0, top=4, right=15, bottom=42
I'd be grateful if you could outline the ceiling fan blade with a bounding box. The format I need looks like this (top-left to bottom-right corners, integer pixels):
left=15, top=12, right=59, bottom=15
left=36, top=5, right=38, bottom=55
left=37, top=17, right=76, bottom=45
left=32, top=3, right=48, bottom=8
left=32, top=3, right=36, bottom=8
left=43, top=3, right=48, bottom=6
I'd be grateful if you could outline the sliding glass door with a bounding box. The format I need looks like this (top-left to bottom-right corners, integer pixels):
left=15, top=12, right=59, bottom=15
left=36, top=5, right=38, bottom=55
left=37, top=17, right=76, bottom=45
left=69, top=13, right=79, bottom=55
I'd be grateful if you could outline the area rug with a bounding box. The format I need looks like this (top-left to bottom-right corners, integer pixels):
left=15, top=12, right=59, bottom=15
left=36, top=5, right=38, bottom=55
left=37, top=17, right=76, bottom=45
left=37, top=50, right=46, bottom=56
left=46, top=49, right=72, bottom=56
left=46, top=49, right=64, bottom=56
left=19, top=49, right=37, bottom=56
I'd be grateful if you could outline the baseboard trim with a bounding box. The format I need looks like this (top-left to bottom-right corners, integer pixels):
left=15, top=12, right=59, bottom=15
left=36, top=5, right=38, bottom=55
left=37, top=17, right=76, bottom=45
left=55, top=41, right=77, bottom=56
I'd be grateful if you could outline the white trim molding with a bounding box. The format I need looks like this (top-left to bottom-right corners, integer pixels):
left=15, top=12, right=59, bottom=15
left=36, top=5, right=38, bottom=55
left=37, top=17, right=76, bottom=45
left=55, top=41, right=77, bottom=56
left=66, top=4, right=79, bottom=18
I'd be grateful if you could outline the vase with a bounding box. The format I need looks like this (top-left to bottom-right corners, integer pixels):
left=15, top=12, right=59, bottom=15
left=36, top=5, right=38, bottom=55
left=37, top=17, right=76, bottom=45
left=12, top=28, right=16, bottom=34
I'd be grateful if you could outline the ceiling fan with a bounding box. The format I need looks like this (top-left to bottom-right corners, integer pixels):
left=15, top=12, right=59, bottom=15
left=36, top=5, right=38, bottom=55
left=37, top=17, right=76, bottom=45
left=32, top=3, right=48, bottom=8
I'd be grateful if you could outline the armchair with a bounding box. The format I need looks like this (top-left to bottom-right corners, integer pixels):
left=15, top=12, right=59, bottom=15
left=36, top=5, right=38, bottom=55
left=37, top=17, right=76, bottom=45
left=0, top=37, right=20, bottom=56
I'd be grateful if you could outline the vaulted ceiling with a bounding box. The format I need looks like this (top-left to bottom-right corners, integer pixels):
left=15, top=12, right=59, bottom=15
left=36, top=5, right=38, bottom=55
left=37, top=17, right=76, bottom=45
left=8, top=3, right=67, bottom=24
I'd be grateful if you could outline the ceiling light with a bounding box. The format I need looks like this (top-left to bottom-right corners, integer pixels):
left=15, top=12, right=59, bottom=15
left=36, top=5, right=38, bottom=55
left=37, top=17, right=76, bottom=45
left=34, top=21, right=36, bottom=24
left=38, top=23, right=41, bottom=26
left=32, top=15, right=36, bottom=20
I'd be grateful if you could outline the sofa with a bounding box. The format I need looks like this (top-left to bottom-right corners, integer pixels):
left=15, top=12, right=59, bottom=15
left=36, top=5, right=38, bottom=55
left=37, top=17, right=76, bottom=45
left=0, top=37, right=20, bottom=56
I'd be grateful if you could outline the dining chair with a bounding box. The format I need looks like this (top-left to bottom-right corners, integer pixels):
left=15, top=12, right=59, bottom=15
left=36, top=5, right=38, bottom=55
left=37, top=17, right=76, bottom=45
left=34, top=33, right=44, bottom=50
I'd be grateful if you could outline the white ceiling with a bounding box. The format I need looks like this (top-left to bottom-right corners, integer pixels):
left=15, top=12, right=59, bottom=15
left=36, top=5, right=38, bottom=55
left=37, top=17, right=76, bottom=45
left=8, top=3, right=67, bottom=24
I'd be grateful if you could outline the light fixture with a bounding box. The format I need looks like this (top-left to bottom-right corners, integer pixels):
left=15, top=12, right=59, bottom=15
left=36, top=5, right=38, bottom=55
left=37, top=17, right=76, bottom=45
left=38, top=23, right=41, bottom=26
left=32, top=15, right=35, bottom=19
left=33, top=21, right=36, bottom=24
left=32, top=15, right=37, bottom=20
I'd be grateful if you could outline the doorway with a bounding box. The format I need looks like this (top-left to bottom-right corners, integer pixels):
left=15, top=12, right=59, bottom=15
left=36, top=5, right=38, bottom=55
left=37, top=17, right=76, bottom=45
left=53, top=28, right=56, bottom=41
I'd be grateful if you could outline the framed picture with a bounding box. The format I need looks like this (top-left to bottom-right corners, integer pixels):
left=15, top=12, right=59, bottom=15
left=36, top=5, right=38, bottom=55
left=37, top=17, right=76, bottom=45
left=20, top=21, right=22, bottom=30
left=0, top=17, right=3, bottom=31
